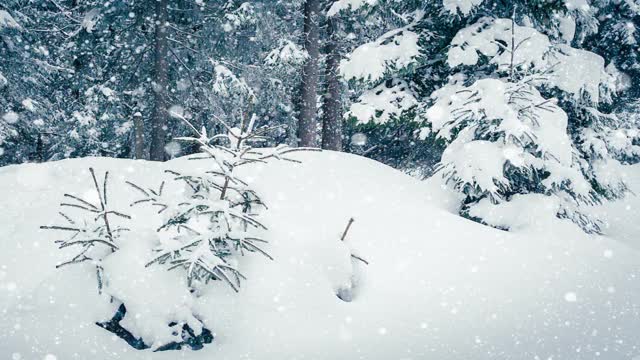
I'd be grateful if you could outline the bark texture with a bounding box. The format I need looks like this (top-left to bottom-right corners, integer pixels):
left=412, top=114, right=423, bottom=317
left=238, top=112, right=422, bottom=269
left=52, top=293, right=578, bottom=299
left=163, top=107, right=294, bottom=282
left=297, top=0, right=320, bottom=147
left=149, top=0, right=169, bottom=161
left=321, top=17, right=342, bottom=151
left=133, top=112, right=145, bottom=159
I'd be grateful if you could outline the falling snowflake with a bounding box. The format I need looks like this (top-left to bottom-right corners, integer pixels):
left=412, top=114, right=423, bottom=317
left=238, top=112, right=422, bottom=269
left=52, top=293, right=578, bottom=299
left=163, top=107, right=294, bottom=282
left=164, top=141, right=182, bottom=157
left=564, top=292, right=577, bottom=302
left=2, top=111, right=18, bottom=124
left=351, top=133, right=367, bottom=146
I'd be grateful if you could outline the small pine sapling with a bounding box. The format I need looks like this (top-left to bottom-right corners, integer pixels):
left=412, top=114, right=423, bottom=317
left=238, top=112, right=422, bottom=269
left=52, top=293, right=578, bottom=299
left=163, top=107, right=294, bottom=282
left=128, top=113, right=319, bottom=292
left=40, top=168, right=130, bottom=293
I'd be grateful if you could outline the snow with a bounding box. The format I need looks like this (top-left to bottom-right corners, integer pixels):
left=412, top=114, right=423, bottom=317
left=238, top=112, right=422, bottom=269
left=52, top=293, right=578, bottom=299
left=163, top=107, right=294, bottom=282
left=426, top=79, right=579, bottom=192
left=21, top=99, right=36, bottom=112
left=211, top=62, right=253, bottom=98
left=558, top=15, right=576, bottom=42
left=442, top=0, right=484, bottom=16
left=0, top=10, right=21, bottom=30
left=1, top=152, right=640, bottom=359
left=81, top=9, right=101, bottom=34
left=550, top=44, right=614, bottom=103
left=102, top=232, right=205, bottom=350
left=264, top=40, right=306, bottom=66
left=347, top=79, right=419, bottom=124
left=589, top=163, right=640, bottom=248
left=447, top=18, right=615, bottom=101
left=340, top=21, right=421, bottom=82
left=447, top=18, right=551, bottom=69
left=2, top=112, right=19, bottom=124
left=467, top=194, right=561, bottom=231
left=327, top=0, right=377, bottom=17
left=564, top=0, right=591, bottom=11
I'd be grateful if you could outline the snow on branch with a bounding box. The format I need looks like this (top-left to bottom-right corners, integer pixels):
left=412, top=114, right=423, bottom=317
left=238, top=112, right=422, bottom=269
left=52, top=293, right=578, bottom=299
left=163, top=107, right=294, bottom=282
left=447, top=17, right=618, bottom=102
left=346, top=78, right=421, bottom=124
left=0, top=10, right=22, bottom=30
left=442, top=0, right=484, bottom=16
left=327, top=0, right=378, bottom=17
left=425, top=78, right=602, bottom=232
left=340, top=12, right=424, bottom=82
left=40, top=168, right=130, bottom=292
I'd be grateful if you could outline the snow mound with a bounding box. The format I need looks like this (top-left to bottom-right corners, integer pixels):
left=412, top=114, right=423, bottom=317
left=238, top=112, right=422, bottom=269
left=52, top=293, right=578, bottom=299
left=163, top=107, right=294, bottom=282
left=1, top=152, right=640, bottom=359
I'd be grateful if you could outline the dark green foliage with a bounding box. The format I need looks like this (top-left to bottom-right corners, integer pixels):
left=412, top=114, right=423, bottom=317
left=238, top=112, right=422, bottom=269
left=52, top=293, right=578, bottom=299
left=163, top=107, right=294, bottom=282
left=344, top=115, right=444, bottom=177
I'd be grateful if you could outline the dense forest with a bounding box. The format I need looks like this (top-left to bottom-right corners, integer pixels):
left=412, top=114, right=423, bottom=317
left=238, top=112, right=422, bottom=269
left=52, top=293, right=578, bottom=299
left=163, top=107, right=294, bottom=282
left=3, top=2, right=640, bottom=358
left=1, top=0, right=640, bottom=232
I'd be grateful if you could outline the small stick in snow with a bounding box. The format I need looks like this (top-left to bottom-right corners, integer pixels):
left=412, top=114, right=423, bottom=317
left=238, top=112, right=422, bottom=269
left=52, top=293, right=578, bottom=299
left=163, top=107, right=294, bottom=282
left=340, top=217, right=369, bottom=265
left=340, top=217, right=355, bottom=242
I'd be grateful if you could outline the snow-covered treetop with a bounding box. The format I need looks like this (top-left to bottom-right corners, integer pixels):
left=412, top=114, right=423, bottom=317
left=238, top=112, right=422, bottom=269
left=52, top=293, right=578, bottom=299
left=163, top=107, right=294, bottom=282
left=447, top=17, right=618, bottom=102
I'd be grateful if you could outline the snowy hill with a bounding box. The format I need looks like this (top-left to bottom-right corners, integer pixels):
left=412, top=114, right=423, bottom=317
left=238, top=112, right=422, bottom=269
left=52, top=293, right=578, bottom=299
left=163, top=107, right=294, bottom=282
left=1, top=151, right=640, bottom=360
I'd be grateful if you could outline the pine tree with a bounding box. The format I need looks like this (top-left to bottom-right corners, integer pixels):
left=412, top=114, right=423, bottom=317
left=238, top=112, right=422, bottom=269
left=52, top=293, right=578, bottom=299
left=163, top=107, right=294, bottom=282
left=336, top=0, right=637, bottom=232
left=129, top=112, right=318, bottom=290
left=0, top=3, right=64, bottom=164
left=40, top=168, right=131, bottom=293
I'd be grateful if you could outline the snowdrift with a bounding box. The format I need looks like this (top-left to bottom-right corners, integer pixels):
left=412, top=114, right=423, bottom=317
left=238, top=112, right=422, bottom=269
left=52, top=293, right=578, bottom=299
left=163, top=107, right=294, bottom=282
left=1, top=151, right=639, bottom=360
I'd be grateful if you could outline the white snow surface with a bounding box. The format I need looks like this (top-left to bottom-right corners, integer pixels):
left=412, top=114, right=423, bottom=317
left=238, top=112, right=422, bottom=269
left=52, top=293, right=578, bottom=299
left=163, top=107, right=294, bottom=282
left=1, top=152, right=640, bottom=359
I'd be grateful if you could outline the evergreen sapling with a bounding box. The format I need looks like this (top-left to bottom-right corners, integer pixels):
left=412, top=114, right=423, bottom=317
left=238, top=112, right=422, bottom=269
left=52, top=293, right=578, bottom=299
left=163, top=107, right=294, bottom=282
left=128, top=113, right=319, bottom=292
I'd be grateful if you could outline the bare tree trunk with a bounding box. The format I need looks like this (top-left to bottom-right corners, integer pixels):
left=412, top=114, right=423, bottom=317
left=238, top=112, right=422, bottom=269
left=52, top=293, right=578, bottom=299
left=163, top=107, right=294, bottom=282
left=297, top=0, right=320, bottom=147
left=321, top=17, right=342, bottom=151
left=149, top=0, right=168, bottom=161
left=133, top=112, right=145, bottom=159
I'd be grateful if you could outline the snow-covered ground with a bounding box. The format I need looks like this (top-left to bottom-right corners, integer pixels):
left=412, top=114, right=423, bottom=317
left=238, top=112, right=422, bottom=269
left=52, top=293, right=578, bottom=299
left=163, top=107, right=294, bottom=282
left=1, top=151, right=639, bottom=359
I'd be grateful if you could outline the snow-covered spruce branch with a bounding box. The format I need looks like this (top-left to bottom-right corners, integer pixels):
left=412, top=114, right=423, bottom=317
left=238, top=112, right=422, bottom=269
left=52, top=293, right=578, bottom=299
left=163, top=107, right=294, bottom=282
left=40, top=168, right=130, bottom=292
left=427, top=77, right=604, bottom=233
left=128, top=113, right=319, bottom=292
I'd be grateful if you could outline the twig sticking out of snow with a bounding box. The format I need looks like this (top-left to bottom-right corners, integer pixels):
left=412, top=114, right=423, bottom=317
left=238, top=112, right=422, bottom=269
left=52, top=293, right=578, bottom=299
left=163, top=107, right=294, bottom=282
left=125, top=180, right=168, bottom=213
left=340, top=217, right=355, bottom=242
left=340, top=217, right=368, bottom=265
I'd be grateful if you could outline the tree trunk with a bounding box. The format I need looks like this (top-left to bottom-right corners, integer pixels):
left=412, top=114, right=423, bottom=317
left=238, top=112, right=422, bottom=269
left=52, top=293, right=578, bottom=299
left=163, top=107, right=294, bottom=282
left=133, top=112, right=145, bottom=159
left=149, top=0, right=169, bottom=161
left=321, top=17, right=342, bottom=151
left=297, top=0, right=320, bottom=147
